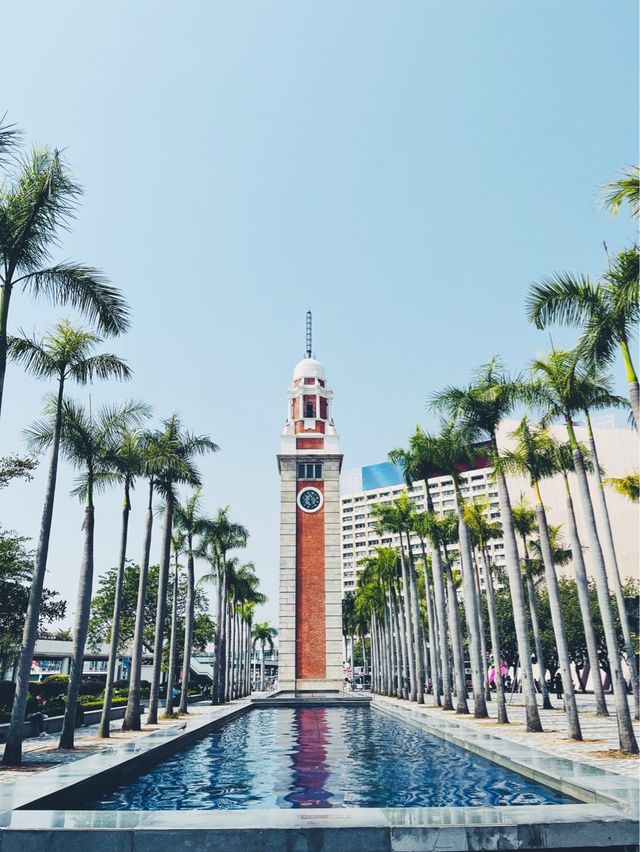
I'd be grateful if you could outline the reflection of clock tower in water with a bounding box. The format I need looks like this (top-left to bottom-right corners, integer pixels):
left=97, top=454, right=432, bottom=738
left=278, top=314, right=343, bottom=692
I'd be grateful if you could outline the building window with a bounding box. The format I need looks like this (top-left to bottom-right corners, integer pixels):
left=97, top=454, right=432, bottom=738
left=298, top=462, right=322, bottom=480
left=305, top=401, right=315, bottom=418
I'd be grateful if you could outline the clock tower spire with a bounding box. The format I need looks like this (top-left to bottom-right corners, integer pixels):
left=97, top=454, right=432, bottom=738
left=277, top=321, right=343, bottom=692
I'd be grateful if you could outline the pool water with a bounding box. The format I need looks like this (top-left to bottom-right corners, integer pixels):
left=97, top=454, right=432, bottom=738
left=86, top=707, right=572, bottom=810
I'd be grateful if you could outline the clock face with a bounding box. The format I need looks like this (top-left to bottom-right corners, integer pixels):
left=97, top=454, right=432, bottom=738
left=297, top=487, right=323, bottom=513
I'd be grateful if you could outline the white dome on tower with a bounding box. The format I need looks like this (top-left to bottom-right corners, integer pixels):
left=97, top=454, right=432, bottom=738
left=293, top=358, right=326, bottom=381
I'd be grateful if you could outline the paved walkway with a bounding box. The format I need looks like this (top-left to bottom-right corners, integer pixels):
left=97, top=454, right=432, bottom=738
left=394, top=692, right=640, bottom=779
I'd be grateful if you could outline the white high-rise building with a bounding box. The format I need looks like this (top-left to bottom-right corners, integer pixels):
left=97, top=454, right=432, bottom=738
left=340, top=420, right=639, bottom=595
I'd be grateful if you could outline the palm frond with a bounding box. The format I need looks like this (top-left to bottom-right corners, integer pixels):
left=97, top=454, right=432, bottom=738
left=526, top=272, right=600, bottom=330
left=7, top=333, right=57, bottom=378
left=19, top=262, right=130, bottom=336
left=69, top=352, right=132, bottom=384
left=601, top=165, right=639, bottom=219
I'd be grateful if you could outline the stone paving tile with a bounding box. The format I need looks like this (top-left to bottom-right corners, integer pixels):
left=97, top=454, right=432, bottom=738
left=390, top=693, right=640, bottom=780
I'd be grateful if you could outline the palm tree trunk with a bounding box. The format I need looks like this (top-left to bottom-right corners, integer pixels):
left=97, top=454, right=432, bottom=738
left=568, top=427, right=638, bottom=752
left=3, top=377, right=64, bottom=766
left=620, top=337, right=640, bottom=426
left=444, top=557, right=468, bottom=714
left=563, top=475, right=609, bottom=717
left=585, top=413, right=639, bottom=718
left=404, top=535, right=425, bottom=703
left=212, top=567, right=223, bottom=704
left=429, top=539, right=453, bottom=710
left=533, top=484, right=582, bottom=741
left=393, top=584, right=409, bottom=699
left=260, top=639, right=266, bottom=690
left=420, top=545, right=440, bottom=705
left=472, top=549, right=491, bottom=702
left=525, top=570, right=553, bottom=711
left=219, top=567, right=228, bottom=703
left=388, top=587, right=402, bottom=697
left=455, top=501, right=488, bottom=718
left=224, top=603, right=232, bottom=702
left=122, top=480, right=154, bottom=731
left=59, top=502, right=95, bottom=749
left=148, top=496, right=174, bottom=725
left=493, top=452, right=543, bottom=733
left=383, top=597, right=393, bottom=696
left=164, top=559, right=179, bottom=718
left=398, top=544, right=417, bottom=701
left=481, top=545, right=508, bottom=723
left=0, top=280, right=13, bottom=420
left=98, top=484, right=130, bottom=738
left=179, top=542, right=195, bottom=714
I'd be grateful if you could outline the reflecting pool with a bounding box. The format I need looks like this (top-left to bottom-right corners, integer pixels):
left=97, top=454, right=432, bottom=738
left=85, top=707, right=572, bottom=809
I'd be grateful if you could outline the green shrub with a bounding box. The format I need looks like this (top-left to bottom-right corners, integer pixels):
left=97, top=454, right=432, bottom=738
left=39, top=674, right=70, bottom=700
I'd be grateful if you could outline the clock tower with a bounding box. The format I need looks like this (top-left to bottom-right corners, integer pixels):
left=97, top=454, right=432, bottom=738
left=277, top=316, right=343, bottom=692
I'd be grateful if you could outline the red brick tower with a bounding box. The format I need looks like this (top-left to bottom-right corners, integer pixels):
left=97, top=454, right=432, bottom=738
left=277, top=318, right=343, bottom=692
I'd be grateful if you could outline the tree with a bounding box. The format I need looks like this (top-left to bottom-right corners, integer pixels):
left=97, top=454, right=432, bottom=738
left=163, top=532, right=185, bottom=718
left=198, top=508, right=248, bottom=705
left=429, top=358, right=543, bottom=732
left=463, top=498, right=508, bottom=723
left=390, top=441, right=454, bottom=711
left=512, top=495, right=554, bottom=711
left=527, top=246, right=639, bottom=424
left=372, top=494, right=425, bottom=704
left=526, top=350, right=639, bottom=745
left=0, top=143, right=130, bottom=419
left=554, top=443, right=609, bottom=716
left=50, top=400, right=147, bottom=749
left=252, top=622, right=277, bottom=691
left=0, top=454, right=37, bottom=489
left=499, top=419, right=583, bottom=741
left=2, top=321, right=132, bottom=766
left=604, top=472, right=640, bottom=503
left=146, top=415, right=218, bottom=725
left=0, top=528, right=65, bottom=675
left=173, top=488, right=208, bottom=714
left=98, top=427, right=147, bottom=738
left=601, top=165, right=639, bottom=219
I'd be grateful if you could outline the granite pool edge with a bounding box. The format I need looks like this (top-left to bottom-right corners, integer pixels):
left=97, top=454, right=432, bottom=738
left=0, top=696, right=637, bottom=851
left=372, top=695, right=639, bottom=814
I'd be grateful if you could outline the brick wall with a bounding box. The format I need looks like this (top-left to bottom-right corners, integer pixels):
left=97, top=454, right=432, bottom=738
left=295, top=483, right=326, bottom=680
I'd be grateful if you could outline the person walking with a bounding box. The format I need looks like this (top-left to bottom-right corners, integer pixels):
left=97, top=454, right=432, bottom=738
left=554, top=671, right=563, bottom=700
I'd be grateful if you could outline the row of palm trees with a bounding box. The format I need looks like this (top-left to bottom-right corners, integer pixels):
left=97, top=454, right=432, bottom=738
left=0, top=122, right=268, bottom=764
left=354, top=166, right=639, bottom=753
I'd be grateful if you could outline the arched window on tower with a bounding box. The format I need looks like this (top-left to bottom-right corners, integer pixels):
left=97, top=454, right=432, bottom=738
left=305, top=401, right=315, bottom=418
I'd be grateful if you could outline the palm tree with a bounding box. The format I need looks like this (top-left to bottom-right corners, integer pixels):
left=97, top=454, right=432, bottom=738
left=147, top=416, right=218, bottom=724
left=438, top=517, right=469, bottom=715
left=527, top=246, right=639, bottom=423
left=464, top=498, right=508, bottom=723
left=411, top=423, right=488, bottom=717
left=499, top=419, right=583, bottom=741
left=430, top=359, right=543, bottom=732
left=604, top=472, right=639, bottom=502
left=511, top=496, right=554, bottom=711
left=601, top=165, right=639, bottom=219
left=122, top=430, right=171, bottom=732
left=391, top=441, right=454, bottom=711
left=0, top=146, right=130, bottom=419
left=232, top=563, right=265, bottom=696
left=32, top=399, right=146, bottom=750
left=554, top=445, right=609, bottom=717
left=198, top=509, right=248, bottom=704
left=372, top=494, right=425, bottom=704
left=173, top=487, right=208, bottom=714
left=0, top=114, right=20, bottom=166
left=527, top=350, right=639, bottom=746
left=2, top=321, right=131, bottom=765
left=164, top=532, right=185, bottom=718
left=356, top=553, right=390, bottom=695
left=252, top=622, right=277, bottom=691
left=98, top=426, right=147, bottom=738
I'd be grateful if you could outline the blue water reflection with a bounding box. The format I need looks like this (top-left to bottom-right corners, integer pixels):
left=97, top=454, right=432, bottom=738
left=86, top=707, right=572, bottom=810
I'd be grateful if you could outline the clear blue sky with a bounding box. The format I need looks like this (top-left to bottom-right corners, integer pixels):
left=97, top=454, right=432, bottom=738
left=0, top=2, right=637, bottom=628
